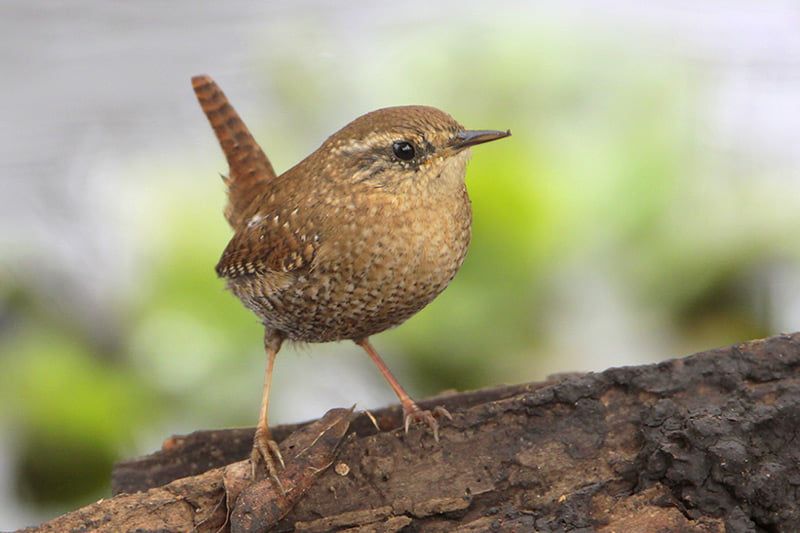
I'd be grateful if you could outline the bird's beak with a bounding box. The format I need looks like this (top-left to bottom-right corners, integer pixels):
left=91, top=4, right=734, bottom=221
left=451, top=129, right=512, bottom=150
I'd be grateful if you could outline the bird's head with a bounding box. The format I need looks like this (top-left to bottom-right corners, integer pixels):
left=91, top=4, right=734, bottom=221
left=319, top=105, right=510, bottom=195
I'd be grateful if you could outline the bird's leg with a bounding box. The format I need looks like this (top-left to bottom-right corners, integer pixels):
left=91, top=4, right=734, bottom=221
left=355, top=338, right=452, bottom=441
left=251, top=331, right=285, bottom=489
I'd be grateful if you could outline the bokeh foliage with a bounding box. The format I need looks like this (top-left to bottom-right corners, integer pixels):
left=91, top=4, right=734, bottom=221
left=2, top=20, right=798, bottom=523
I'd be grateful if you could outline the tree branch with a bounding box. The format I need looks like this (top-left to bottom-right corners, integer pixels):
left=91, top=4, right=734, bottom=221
left=27, top=333, right=800, bottom=532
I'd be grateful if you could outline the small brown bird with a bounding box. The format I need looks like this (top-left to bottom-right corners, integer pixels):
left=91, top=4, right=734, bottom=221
left=191, top=75, right=510, bottom=484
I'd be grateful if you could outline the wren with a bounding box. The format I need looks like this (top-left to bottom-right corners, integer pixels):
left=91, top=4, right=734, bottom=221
left=191, top=75, right=510, bottom=485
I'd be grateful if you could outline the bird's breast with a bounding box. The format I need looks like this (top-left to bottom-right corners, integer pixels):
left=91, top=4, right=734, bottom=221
left=240, top=183, right=473, bottom=342
left=335, top=187, right=472, bottom=295
left=292, top=187, right=471, bottom=340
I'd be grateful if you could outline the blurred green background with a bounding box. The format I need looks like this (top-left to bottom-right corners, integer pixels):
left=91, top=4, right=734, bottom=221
left=2, top=1, right=800, bottom=527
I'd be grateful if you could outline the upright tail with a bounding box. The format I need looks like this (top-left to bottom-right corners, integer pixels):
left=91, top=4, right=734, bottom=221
left=191, top=75, right=276, bottom=228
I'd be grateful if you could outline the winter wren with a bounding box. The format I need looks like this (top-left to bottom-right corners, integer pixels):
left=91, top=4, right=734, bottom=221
left=191, top=75, right=510, bottom=484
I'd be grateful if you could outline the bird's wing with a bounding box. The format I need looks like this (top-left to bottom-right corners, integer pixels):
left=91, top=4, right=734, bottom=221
left=215, top=207, right=318, bottom=284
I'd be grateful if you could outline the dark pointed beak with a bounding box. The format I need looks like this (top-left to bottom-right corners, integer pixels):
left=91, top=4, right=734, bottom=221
left=452, top=129, right=512, bottom=150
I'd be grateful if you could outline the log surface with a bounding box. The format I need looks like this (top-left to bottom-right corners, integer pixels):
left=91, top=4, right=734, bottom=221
left=28, top=333, right=800, bottom=532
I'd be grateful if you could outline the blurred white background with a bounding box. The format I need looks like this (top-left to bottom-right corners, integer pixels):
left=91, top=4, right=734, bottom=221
left=2, top=1, right=800, bottom=527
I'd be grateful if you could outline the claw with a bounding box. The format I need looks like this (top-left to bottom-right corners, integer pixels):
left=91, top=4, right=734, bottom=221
left=433, top=405, right=453, bottom=421
left=251, top=428, right=285, bottom=494
left=267, top=439, right=285, bottom=469
left=402, top=403, right=451, bottom=442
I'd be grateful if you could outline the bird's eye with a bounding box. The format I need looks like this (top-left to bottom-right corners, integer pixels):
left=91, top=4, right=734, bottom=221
left=392, top=141, right=415, bottom=161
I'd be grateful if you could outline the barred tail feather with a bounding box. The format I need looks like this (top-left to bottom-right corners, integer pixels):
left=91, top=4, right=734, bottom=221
left=191, top=75, right=276, bottom=227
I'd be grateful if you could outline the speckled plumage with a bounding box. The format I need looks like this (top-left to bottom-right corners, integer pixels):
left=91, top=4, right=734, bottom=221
left=192, top=74, right=509, bottom=482
left=209, top=101, right=475, bottom=344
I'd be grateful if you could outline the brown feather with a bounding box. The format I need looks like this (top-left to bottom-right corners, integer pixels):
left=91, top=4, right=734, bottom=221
left=194, top=82, right=481, bottom=342
left=191, top=75, right=277, bottom=227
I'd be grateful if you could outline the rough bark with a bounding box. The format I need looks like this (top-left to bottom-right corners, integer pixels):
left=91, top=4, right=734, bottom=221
left=26, top=332, right=800, bottom=532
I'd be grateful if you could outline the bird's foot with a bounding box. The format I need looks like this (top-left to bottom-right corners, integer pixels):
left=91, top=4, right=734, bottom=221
left=402, top=402, right=452, bottom=442
left=251, top=426, right=285, bottom=493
